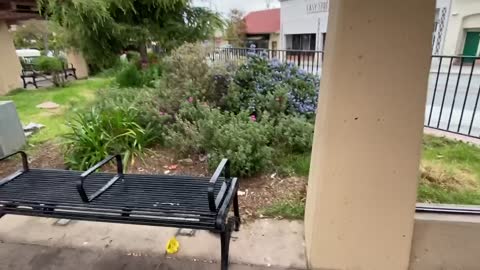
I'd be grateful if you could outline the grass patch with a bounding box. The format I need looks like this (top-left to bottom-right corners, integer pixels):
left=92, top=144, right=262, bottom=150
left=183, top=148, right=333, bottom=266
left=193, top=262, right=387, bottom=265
left=419, top=135, right=480, bottom=204
left=0, top=78, right=111, bottom=144
left=274, top=153, right=311, bottom=176
left=262, top=199, right=305, bottom=219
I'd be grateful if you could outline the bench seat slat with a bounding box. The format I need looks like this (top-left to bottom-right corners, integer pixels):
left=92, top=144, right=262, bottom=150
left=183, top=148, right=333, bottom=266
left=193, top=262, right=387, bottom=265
left=0, top=169, right=228, bottom=229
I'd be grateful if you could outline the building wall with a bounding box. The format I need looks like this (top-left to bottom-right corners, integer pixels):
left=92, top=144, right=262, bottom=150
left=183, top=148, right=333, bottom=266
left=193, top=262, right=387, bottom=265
left=66, top=50, right=89, bottom=79
left=269, top=33, right=280, bottom=50
left=410, top=212, right=480, bottom=270
left=280, top=0, right=329, bottom=50
left=280, top=0, right=452, bottom=53
left=0, top=21, right=22, bottom=95
left=432, top=0, right=452, bottom=55
left=443, top=0, right=480, bottom=55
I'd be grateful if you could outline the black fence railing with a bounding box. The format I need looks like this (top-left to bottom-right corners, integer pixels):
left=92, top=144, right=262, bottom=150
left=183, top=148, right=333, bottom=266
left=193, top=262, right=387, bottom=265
left=213, top=48, right=480, bottom=139
left=426, top=55, right=480, bottom=138
left=211, top=47, right=324, bottom=75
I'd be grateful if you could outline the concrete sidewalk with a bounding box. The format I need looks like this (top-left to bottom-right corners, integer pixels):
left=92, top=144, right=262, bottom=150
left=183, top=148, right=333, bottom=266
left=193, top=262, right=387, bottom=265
left=0, top=215, right=306, bottom=270
left=0, top=242, right=282, bottom=270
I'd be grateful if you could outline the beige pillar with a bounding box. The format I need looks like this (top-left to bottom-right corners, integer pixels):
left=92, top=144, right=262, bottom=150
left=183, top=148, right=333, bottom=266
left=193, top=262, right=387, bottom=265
left=66, top=50, right=89, bottom=79
left=304, top=1, right=435, bottom=269
left=0, top=21, right=22, bottom=95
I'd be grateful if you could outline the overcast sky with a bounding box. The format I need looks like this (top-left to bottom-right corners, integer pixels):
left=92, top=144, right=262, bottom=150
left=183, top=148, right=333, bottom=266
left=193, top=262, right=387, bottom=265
left=193, top=0, right=281, bottom=16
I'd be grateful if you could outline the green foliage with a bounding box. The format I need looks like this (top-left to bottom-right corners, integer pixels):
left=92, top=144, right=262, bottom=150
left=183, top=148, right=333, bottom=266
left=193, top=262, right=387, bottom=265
left=34, top=56, right=63, bottom=72
left=273, top=115, right=314, bottom=153
left=115, top=64, right=144, bottom=88
left=33, top=56, right=66, bottom=87
left=262, top=199, right=305, bottom=219
left=13, top=19, right=60, bottom=53
left=163, top=43, right=210, bottom=98
left=227, top=55, right=320, bottom=118
left=95, top=86, right=170, bottom=141
left=115, top=63, right=162, bottom=88
left=166, top=102, right=273, bottom=176
left=39, top=0, right=223, bottom=71
left=417, top=184, right=480, bottom=205
left=274, top=153, right=311, bottom=177
left=224, top=9, right=246, bottom=47
left=64, top=106, right=155, bottom=170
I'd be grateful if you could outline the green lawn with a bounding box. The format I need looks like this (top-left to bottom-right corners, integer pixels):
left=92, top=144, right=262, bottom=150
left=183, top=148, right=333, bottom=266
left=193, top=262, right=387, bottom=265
left=264, top=135, right=480, bottom=219
left=419, top=135, right=480, bottom=205
left=0, top=78, right=110, bottom=144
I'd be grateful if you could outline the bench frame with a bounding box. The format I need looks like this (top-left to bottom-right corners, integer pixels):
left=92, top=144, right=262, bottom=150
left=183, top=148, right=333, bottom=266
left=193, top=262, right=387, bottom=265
left=20, top=63, right=78, bottom=89
left=0, top=151, right=241, bottom=270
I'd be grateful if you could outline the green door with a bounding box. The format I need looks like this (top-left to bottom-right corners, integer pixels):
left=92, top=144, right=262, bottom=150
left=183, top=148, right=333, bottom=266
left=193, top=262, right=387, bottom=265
left=463, top=32, right=480, bottom=62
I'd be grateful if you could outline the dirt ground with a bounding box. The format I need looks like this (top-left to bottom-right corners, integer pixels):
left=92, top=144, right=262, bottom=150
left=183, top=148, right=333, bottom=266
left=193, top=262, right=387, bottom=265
left=0, top=143, right=306, bottom=221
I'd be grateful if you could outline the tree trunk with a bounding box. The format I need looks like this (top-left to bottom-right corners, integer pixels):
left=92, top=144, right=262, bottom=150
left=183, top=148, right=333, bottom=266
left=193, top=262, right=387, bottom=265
left=139, top=43, right=148, bottom=69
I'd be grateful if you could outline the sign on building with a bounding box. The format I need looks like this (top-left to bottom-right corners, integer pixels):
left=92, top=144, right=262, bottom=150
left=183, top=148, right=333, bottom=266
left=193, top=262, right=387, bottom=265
left=306, top=0, right=328, bottom=14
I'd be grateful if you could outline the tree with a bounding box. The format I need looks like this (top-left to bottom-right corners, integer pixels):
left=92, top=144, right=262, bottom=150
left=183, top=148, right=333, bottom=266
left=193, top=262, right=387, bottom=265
left=224, top=9, right=246, bottom=47
left=12, top=20, right=56, bottom=53
left=39, top=0, right=223, bottom=70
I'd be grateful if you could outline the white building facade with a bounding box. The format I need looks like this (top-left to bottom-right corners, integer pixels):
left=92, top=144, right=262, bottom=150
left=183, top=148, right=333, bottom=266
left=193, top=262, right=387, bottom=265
left=279, top=0, right=462, bottom=54
left=280, top=0, right=329, bottom=52
left=442, top=0, right=480, bottom=56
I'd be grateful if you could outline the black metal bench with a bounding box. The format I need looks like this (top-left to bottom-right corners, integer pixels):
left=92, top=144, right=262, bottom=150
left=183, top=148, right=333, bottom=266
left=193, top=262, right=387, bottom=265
left=0, top=151, right=241, bottom=270
left=20, top=63, right=77, bottom=88
left=20, top=67, right=48, bottom=89
left=63, top=63, right=77, bottom=80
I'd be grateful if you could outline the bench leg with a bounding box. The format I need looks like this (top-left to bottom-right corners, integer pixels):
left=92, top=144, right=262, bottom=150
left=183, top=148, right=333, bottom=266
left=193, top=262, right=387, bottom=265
left=220, top=217, right=235, bottom=270
left=233, top=193, right=241, bottom=231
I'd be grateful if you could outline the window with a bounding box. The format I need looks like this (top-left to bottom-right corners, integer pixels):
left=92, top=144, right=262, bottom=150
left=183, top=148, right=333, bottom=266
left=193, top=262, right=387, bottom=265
left=286, top=34, right=316, bottom=51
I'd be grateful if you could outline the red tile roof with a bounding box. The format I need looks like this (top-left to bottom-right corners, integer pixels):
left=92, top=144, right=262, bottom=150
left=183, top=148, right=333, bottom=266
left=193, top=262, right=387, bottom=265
left=244, top=8, right=280, bottom=35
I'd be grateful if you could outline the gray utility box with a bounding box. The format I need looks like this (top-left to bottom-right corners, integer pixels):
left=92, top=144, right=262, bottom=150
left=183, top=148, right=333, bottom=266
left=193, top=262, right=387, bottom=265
left=0, top=101, right=26, bottom=158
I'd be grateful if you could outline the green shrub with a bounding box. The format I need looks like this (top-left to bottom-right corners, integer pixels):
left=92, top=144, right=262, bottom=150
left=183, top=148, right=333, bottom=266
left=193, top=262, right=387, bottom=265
left=33, top=56, right=66, bottom=87
left=161, top=43, right=211, bottom=110
left=227, top=55, right=320, bottom=118
left=115, top=64, right=144, bottom=88
left=273, top=115, right=314, bottom=153
left=64, top=106, right=155, bottom=170
left=166, top=102, right=273, bottom=176
left=34, top=56, right=63, bottom=72
left=96, top=86, right=170, bottom=141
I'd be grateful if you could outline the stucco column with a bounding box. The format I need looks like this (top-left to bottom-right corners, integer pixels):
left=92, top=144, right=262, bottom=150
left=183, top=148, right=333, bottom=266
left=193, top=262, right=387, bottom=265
left=0, top=21, right=22, bottom=95
left=304, top=1, right=435, bottom=269
left=66, top=50, right=89, bottom=79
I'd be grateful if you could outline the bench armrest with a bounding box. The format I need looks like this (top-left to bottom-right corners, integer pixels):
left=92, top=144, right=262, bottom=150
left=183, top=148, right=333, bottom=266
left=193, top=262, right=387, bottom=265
left=77, top=155, right=123, bottom=203
left=0, top=151, right=29, bottom=170
left=208, top=159, right=230, bottom=212
left=0, top=151, right=29, bottom=186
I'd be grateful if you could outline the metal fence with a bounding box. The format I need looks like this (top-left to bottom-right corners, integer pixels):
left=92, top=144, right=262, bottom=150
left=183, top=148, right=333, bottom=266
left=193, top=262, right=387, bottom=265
left=211, top=47, right=324, bottom=75
left=426, top=56, right=480, bottom=138
left=213, top=48, right=480, bottom=139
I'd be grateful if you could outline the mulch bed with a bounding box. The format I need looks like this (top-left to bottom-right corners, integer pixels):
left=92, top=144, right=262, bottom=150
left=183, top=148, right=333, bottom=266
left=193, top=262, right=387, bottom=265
left=0, top=143, right=307, bottom=222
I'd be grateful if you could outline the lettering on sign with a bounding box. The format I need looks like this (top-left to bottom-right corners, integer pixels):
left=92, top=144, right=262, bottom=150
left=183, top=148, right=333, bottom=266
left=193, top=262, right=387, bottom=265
left=306, top=1, right=328, bottom=14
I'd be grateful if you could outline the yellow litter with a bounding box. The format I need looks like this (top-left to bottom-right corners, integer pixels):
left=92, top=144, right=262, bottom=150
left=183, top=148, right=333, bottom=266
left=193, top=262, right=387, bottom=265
left=166, top=237, right=180, bottom=254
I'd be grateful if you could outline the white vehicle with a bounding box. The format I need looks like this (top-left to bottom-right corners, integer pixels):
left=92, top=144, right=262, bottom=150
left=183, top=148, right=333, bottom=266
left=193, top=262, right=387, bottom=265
left=16, top=49, right=41, bottom=64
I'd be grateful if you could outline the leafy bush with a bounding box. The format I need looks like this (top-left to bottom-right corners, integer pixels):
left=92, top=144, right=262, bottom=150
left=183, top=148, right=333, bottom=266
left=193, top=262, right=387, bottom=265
left=64, top=106, right=155, bottom=170
left=33, top=56, right=66, bottom=87
left=34, top=56, right=64, bottom=72
left=164, top=43, right=210, bottom=92
left=166, top=102, right=273, bottom=176
left=115, top=64, right=145, bottom=88
left=273, top=115, right=314, bottom=153
left=114, top=63, right=161, bottom=88
left=96, top=86, right=170, bottom=141
left=227, top=55, right=320, bottom=118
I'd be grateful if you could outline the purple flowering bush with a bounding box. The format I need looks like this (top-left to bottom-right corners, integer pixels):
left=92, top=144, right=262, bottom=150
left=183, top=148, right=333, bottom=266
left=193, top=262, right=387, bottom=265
left=226, top=55, right=320, bottom=118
